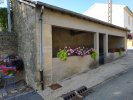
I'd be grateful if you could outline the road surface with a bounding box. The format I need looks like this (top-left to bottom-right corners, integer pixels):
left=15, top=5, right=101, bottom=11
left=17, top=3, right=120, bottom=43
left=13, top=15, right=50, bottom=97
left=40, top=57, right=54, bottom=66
left=85, top=51, right=133, bottom=100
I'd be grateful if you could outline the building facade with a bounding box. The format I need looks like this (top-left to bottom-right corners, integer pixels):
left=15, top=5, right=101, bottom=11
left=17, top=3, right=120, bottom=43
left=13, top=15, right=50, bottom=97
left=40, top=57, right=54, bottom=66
left=84, top=3, right=133, bottom=48
left=12, top=0, right=129, bottom=90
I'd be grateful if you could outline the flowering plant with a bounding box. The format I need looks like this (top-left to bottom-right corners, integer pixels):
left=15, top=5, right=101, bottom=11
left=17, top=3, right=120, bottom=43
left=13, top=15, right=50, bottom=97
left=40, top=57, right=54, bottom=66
left=0, top=54, right=24, bottom=71
left=57, top=46, right=97, bottom=60
left=0, top=65, right=17, bottom=76
left=2, top=68, right=16, bottom=76
left=67, top=46, right=90, bottom=56
left=108, top=48, right=125, bottom=53
left=127, top=34, right=132, bottom=40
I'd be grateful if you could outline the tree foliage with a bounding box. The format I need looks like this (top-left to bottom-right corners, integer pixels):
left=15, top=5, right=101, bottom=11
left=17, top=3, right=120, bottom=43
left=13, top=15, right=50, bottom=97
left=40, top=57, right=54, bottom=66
left=0, top=8, right=8, bottom=31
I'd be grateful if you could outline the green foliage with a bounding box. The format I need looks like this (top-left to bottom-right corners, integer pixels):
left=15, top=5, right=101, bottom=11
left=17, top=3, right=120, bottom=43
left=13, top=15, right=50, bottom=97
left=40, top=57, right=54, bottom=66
left=57, top=50, right=68, bottom=61
left=118, top=50, right=123, bottom=56
left=91, top=51, right=97, bottom=61
left=0, top=8, right=8, bottom=31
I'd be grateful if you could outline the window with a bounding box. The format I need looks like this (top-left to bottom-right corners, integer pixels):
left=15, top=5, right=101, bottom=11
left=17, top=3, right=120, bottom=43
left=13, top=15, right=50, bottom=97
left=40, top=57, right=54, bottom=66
left=128, top=16, right=130, bottom=26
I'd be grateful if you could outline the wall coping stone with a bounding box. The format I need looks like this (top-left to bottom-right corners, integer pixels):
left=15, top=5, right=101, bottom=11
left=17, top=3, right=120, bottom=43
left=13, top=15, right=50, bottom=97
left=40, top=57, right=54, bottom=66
left=0, top=32, right=17, bottom=36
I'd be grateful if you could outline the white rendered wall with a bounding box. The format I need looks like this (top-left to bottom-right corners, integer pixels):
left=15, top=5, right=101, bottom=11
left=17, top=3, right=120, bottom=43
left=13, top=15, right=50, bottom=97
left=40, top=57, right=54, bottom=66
left=84, top=3, right=125, bottom=27
left=124, top=9, right=133, bottom=33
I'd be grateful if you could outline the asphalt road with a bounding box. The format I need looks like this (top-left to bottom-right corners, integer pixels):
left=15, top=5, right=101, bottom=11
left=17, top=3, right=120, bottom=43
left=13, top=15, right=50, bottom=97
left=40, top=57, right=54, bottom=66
left=85, top=64, right=133, bottom=100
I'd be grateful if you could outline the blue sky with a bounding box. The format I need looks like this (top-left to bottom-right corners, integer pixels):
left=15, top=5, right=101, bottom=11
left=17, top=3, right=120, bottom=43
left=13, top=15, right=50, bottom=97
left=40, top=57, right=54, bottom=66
left=0, top=0, right=133, bottom=13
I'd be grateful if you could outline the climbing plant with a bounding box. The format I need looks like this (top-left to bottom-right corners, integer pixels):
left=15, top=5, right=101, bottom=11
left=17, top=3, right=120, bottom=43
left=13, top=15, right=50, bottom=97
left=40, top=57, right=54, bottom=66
left=0, top=8, right=8, bottom=31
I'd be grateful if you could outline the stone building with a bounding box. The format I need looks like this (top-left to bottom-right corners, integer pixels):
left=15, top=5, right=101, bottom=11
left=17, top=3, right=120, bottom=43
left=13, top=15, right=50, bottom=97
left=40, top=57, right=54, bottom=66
left=12, top=0, right=129, bottom=90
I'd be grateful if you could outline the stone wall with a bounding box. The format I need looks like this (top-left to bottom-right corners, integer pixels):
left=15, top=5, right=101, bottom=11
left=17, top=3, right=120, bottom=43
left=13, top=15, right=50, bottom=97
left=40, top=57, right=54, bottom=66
left=0, top=32, right=18, bottom=86
left=0, top=32, right=17, bottom=56
left=108, top=35, right=124, bottom=49
left=52, top=27, right=94, bottom=57
left=53, top=55, right=94, bottom=82
left=12, top=0, right=37, bottom=89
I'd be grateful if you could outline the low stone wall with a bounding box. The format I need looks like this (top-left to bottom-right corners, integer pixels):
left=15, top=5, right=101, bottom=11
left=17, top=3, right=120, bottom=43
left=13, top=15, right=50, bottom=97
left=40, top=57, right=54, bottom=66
left=0, top=32, right=18, bottom=56
left=52, top=55, right=94, bottom=82
left=107, top=52, right=126, bottom=62
left=0, top=32, right=19, bottom=86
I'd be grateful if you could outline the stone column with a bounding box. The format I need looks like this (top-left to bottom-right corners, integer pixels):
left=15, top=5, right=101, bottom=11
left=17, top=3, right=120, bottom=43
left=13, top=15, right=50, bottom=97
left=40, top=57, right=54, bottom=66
left=124, top=34, right=127, bottom=51
left=103, top=34, right=108, bottom=62
left=94, top=32, right=99, bottom=60
left=42, top=24, right=53, bottom=85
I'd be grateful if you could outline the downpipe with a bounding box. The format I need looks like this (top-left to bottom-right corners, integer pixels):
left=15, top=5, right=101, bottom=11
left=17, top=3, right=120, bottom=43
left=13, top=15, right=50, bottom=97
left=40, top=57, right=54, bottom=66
left=39, top=6, right=44, bottom=90
left=7, top=0, right=11, bottom=32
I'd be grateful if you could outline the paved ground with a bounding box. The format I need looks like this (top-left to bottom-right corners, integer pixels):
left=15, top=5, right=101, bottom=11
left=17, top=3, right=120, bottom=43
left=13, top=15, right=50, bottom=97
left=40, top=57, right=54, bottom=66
left=0, top=80, right=43, bottom=100
left=39, top=51, right=133, bottom=100
left=6, top=91, right=43, bottom=100
left=85, top=50, right=133, bottom=100
left=1, top=50, right=133, bottom=100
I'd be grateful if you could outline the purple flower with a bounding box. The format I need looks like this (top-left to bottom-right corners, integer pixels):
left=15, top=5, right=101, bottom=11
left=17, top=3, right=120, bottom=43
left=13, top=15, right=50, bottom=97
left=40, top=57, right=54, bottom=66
left=58, top=46, right=95, bottom=57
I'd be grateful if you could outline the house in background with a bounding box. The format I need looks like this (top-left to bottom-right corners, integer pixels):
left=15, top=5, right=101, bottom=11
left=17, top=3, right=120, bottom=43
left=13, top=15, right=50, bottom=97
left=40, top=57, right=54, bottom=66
left=84, top=3, right=133, bottom=49
left=12, top=0, right=129, bottom=90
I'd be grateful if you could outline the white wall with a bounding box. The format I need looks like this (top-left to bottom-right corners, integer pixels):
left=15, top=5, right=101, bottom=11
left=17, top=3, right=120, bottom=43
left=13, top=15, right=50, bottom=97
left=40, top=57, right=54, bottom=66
left=84, top=3, right=125, bottom=27
left=124, top=8, right=133, bottom=33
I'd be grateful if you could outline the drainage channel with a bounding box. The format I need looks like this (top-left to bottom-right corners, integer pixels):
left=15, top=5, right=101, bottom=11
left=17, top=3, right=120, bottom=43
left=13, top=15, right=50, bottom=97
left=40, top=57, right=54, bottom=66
left=75, top=86, right=94, bottom=97
left=62, top=86, right=94, bottom=100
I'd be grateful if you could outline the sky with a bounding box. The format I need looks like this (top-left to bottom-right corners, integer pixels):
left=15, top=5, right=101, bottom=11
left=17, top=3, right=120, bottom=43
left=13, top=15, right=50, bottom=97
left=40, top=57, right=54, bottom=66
left=0, top=0, right=133, bottom=14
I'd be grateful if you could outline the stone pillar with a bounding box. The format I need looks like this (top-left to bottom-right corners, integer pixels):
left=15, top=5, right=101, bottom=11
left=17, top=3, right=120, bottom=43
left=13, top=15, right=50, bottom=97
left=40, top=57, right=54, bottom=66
left=94, top=32, right=99, bottom=60
left=103, top=34, right=108, bottom=62
left=124, top=34, right=127, bottom=51
left=42, top=24, right=53, bottom=85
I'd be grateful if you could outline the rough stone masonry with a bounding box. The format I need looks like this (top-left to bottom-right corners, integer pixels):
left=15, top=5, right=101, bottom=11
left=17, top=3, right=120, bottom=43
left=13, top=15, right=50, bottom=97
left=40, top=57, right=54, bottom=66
left=0, top=32, right=17, bottom=56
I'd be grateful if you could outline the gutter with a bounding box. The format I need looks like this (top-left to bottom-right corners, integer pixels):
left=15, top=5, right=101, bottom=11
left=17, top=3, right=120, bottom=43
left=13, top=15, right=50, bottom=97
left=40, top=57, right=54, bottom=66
left=39, top=6, right=44, bottom=90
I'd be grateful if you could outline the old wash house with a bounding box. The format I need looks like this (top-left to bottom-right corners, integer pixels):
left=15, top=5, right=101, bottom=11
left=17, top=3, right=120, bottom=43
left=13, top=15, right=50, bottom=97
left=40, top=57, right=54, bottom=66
left=12, top=0, right=129, bottom=90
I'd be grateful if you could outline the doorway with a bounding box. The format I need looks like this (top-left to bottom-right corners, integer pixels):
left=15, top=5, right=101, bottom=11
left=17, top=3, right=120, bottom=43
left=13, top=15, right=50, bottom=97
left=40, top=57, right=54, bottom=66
left=99, top=34, right=104, bottom=65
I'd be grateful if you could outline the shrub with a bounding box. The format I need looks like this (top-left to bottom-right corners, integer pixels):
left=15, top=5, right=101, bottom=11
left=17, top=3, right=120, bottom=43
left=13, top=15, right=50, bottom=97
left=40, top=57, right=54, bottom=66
left=57, top=50, right=68, bottom=61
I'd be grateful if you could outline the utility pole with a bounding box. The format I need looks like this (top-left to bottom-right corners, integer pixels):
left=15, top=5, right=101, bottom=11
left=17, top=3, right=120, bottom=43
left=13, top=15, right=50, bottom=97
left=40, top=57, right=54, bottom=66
left=108, top=0, right=112, bottom=23
left=7, top=0, right=11, bottom=32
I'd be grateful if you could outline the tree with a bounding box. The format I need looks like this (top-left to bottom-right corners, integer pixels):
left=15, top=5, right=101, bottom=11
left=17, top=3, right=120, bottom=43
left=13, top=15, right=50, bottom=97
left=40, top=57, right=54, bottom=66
left=0, top=8, right=8, bottom=31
